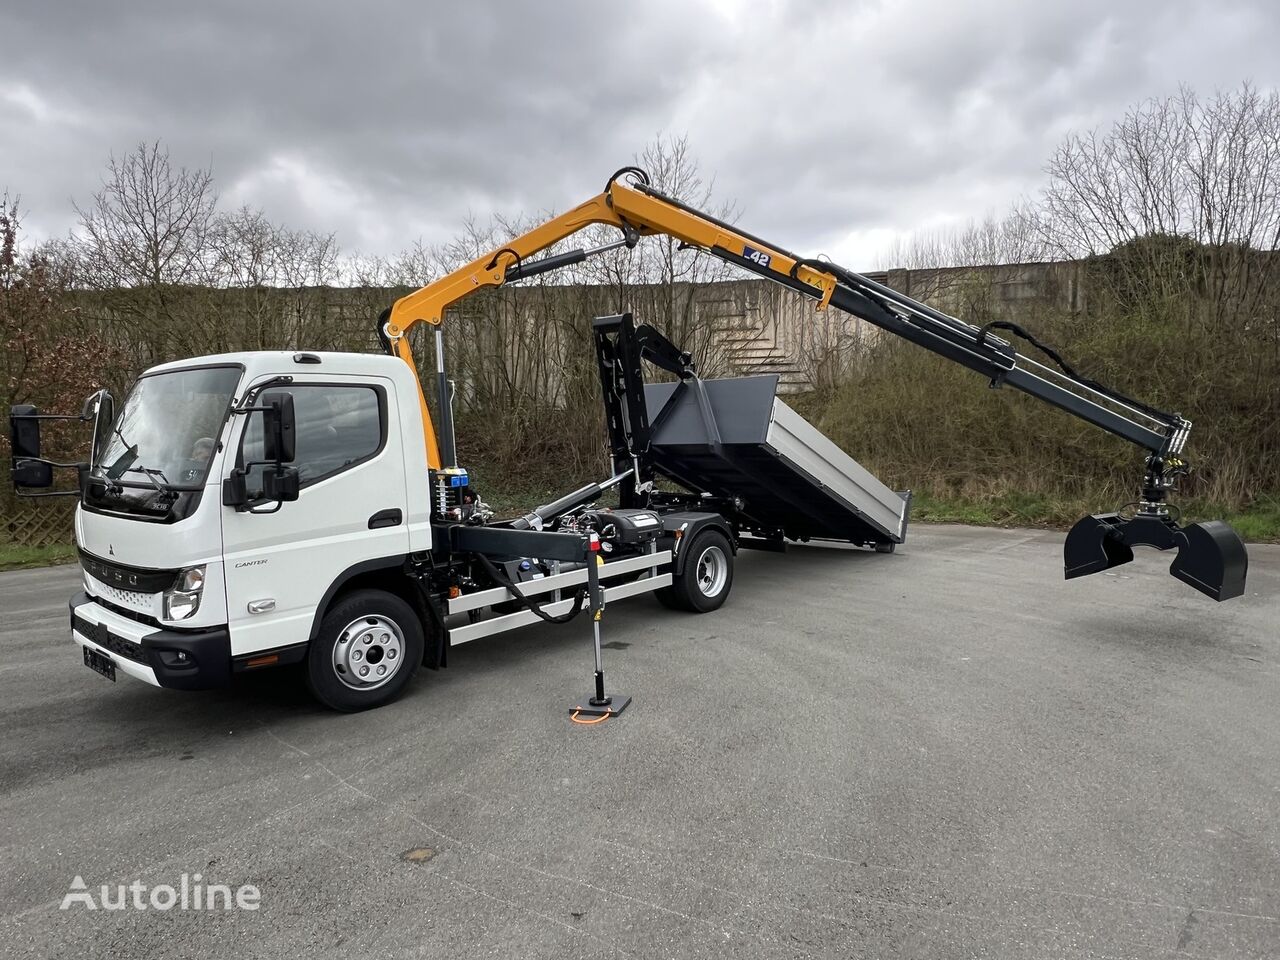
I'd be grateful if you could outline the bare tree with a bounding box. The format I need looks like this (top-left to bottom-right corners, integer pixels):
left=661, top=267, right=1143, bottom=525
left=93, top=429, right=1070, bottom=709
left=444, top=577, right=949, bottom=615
left=75, top=141, right=217, bottom=288
left=576, top=134, right=744, bottom=371
left=2, top=195, right=125, bottom=503
left=832, top=83, right=1280, bottom=511
left=878, top=212, right=1043, bottom=272
left=1034, top=83, right=1280, bottom=332
left=72, top=141, right=218, bottom=363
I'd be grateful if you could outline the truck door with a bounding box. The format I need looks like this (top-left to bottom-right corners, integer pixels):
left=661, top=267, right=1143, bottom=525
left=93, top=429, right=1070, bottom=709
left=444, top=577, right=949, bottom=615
left=221, top=376, right=410, bottom=658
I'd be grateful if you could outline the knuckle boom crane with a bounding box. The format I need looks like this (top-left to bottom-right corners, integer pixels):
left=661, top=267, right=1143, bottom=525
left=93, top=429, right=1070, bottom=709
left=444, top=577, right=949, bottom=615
left=8, top=164, right=1251, bottom=713
left=383, top=166, right=1248, bottom=603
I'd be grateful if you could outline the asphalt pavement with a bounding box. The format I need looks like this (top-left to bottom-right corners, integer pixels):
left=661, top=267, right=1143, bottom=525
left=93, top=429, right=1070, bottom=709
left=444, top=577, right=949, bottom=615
left=1, top=524, right=1278, bottom=959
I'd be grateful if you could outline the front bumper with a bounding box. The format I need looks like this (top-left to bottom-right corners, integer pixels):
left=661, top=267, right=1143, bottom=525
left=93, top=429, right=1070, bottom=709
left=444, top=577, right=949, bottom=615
left=69, top=592, right=232, bottom=690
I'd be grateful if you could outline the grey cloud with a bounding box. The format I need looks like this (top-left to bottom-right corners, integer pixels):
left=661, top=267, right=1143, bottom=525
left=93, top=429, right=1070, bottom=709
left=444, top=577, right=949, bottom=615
left=3, top=0, right=1279, bottom=267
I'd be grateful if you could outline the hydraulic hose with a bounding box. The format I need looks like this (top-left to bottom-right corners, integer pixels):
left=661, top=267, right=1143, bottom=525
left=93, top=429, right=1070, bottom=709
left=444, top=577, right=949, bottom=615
left=473, top=552, right=586, bottom=625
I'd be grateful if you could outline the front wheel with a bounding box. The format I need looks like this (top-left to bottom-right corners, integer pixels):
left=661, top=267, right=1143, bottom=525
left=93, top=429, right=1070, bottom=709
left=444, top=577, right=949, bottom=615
left=307, top=589, right=424, bottom=712
left=657, top=529, right=734, bottom=613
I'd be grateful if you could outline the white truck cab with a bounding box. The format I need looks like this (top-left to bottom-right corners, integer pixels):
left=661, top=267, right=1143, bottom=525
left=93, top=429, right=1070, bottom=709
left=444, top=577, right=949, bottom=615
left=69, top=351, right=435, bottom=704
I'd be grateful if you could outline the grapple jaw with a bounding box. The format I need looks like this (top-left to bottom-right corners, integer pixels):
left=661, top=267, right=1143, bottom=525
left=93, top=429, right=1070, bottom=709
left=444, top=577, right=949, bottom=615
left=1064, top=512, right=1248, bottom=602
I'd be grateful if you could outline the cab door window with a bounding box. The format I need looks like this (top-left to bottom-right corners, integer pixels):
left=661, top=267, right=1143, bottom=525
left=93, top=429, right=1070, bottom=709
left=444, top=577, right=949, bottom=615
left=241, top=385, right=384, bottom=497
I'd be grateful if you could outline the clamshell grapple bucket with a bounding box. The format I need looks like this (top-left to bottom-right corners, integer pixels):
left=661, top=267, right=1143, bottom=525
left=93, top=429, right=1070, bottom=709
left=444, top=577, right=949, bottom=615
left=1064, top=512, right=1248, bottom=602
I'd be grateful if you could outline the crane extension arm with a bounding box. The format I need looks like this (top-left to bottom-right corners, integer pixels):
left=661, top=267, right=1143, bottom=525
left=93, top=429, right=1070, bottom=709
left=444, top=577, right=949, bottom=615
left=386, top=168, right=1185, bottom=465
left=384, top=166, right=1247, bottom=600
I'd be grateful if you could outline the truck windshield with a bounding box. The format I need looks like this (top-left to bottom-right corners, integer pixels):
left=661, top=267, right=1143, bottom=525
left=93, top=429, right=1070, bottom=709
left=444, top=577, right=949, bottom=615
left=92, top=366, right=241, bottom=492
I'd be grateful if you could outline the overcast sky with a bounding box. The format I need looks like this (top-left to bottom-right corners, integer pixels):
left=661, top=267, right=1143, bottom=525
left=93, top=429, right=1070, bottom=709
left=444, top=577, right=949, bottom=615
left=3, top=0, right=1279, bottom=269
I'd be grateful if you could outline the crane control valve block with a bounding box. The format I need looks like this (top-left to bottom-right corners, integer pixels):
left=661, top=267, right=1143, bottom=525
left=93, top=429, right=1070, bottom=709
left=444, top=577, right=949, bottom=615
left=431, top=467, right=491, bottom=523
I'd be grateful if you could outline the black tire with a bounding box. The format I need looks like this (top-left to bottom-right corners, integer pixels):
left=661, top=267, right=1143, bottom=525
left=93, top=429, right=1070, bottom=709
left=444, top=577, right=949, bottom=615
left=657, top=529, right=734, bottom=613
left=654, top=586, right=684, bottom=610
left=874, top=541, right=896, bottom=554
left=306, top=589, right=424, bottom=712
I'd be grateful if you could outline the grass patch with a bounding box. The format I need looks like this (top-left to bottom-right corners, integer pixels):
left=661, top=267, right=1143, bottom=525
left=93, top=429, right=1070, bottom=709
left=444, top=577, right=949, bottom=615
left=907, top=492, right=1280, bottom=543
left=0, top=542, right=78, bottom=572
left=908, top=492, right=1065, bottom=527
left=462, top=467, right=570, bottom=519
left=461, top=461, right=620, bottom=519
left=1222, top=495, right=1280, bottom=543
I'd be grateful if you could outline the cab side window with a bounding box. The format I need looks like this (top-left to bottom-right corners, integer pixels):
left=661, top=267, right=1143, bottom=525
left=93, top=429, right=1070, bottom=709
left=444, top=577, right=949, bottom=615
left=242, top=385, right=383, bottom=497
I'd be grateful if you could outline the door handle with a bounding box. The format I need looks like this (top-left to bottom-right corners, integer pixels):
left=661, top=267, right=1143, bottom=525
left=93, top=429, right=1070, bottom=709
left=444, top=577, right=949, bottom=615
left=368, top=508, right=403, bottom=529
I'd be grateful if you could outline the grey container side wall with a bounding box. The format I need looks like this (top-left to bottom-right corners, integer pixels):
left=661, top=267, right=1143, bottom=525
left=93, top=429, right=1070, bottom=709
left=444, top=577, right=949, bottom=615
left=644, top=375, right=910, bottom=544
left=766, top=399, right=908, bottom=541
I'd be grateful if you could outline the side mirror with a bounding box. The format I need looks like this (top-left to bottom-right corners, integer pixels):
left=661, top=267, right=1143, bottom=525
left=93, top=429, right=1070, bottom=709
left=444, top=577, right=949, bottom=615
left=223, top=392, right=300, bottom=512
left=222, top=472, right=248, bottom=508
left=262, top=394, right=296, bottom=464
left=13, top=458, right=54, bottom=489
left=10, top=405, right=53, bottom=490
left=11, top=404, right=42, bottom=459
left=87, top=390, right=115, bottom=467
left=221, top=466, right=301, bottom=509
left=262, top=465, right=300, bottom=503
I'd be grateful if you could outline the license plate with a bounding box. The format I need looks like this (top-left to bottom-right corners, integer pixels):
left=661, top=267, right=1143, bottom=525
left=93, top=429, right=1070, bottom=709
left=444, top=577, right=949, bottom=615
left=83, top=645, right=117, bottom=682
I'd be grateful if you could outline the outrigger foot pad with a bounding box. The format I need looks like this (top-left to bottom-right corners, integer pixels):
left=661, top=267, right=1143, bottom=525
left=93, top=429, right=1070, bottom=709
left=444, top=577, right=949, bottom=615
left=1064, top=512, right=1248, bottom=602
left=571, top=694, right=631, bottom=718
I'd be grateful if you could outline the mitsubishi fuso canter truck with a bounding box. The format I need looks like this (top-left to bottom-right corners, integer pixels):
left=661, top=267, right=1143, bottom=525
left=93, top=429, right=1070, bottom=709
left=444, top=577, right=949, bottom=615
left=9, top=167, right=1248, bottom=712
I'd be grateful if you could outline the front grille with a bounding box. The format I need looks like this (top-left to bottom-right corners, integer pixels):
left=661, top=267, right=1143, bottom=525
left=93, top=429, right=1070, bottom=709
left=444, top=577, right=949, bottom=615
left=93, top=581, right=154, bottom=616
left=73, top=613, right=147, bottom=664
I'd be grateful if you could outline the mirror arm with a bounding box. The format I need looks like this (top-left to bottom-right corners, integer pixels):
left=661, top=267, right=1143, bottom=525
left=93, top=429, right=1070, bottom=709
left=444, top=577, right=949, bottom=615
left=245, top=500, right=285, bottom=515
left=11, top=412, right=95, bottom=423
left=12, top=457, right=88, bottom=495
left=15, top=456, right=86, bottom=469
left=238, top=457, right=282, bottom=471
left=231, top=376, right=294, bottom=415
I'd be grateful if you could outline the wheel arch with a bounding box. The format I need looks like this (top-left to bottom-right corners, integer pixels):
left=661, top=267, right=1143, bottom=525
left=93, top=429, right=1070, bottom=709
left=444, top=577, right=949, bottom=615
left=669, top=514, right=736, bottom=576
left=309, top=557, right=445, bottom=669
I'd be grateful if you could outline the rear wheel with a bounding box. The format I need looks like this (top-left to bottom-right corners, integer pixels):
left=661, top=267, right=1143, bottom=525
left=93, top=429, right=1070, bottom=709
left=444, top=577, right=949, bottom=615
left=307, top=589, right=423, bottom=712
left=657, top=529, right=734, bottom=613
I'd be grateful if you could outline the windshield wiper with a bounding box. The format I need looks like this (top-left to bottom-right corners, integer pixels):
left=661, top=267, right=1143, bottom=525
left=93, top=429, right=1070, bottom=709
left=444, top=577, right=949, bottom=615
left=125, top=466, right=179, bottom=499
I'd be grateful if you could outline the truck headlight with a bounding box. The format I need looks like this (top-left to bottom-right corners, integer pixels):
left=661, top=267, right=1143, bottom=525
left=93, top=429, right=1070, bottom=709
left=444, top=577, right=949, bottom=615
left=164, top=565, right=206, bottom=621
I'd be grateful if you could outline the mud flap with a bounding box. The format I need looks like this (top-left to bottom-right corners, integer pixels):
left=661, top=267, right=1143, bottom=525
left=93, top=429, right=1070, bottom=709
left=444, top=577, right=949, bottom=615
left=1064, top=512, right=1248, bottom=602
